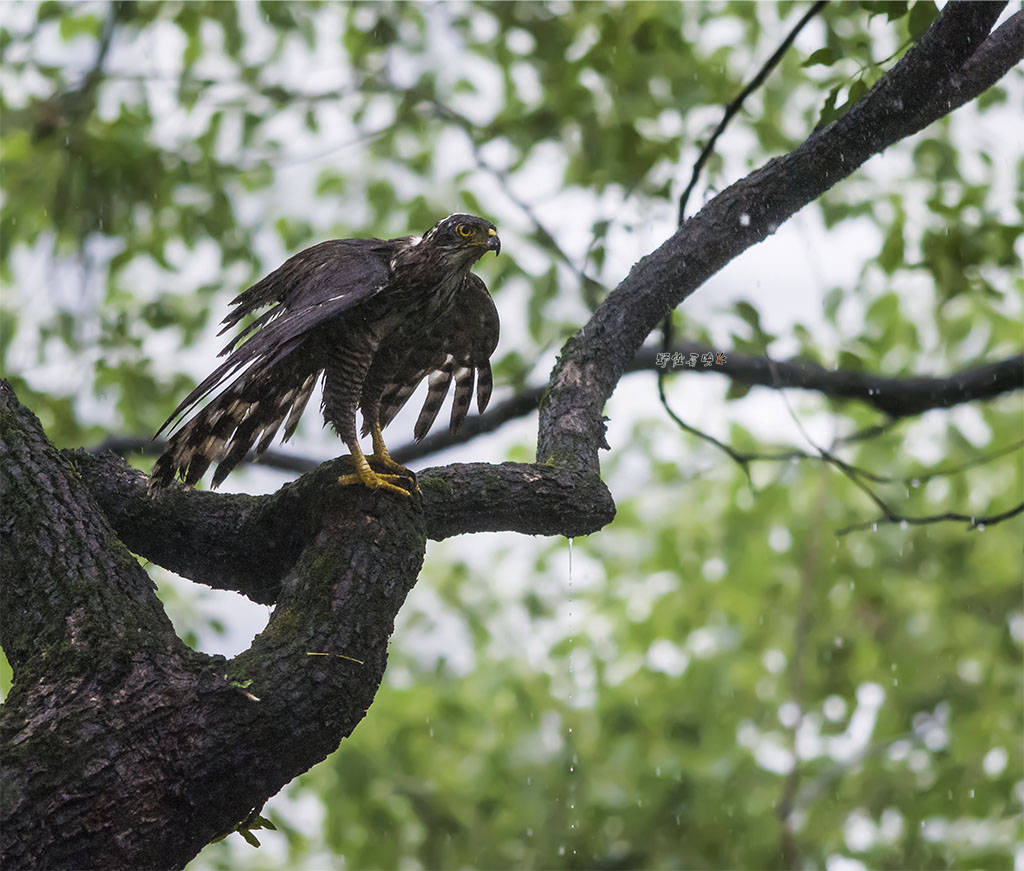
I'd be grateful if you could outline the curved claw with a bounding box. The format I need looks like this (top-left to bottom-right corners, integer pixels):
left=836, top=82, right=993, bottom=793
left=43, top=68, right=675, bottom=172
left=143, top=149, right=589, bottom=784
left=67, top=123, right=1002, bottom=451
left=337, top=469, right=413, bottom=498
left=367, top=452, right=415, bottom=479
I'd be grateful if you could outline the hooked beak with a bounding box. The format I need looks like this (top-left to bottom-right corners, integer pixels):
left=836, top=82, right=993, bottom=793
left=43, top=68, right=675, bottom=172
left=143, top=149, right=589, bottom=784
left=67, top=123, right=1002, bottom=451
left=487, top=228, right=501, bottom=256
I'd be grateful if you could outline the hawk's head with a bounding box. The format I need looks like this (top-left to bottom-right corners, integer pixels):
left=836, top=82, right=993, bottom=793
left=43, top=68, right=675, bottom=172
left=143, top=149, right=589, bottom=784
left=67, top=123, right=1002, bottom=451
left=420, top=214, right=500, bottom=267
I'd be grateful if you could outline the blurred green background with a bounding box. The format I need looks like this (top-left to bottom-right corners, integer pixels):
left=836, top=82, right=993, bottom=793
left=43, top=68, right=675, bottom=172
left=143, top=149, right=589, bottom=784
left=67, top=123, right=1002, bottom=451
left=1, top=2, right=1021, bottom=868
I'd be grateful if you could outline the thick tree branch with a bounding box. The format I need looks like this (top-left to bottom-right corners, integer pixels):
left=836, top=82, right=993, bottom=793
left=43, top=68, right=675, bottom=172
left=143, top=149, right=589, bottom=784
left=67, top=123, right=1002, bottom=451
left=538, top=2, right=1018, bottom=477
left=1, top=381, right=431, bottom=869
left=69, top=447, right=614, bottom=604
left=0, top=383, right=178, bottom=675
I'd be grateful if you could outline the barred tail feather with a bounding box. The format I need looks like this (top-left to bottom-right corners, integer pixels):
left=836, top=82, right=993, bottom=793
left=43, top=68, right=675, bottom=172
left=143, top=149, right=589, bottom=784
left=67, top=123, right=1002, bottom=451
left=449, top=366, right=475, bottom=435
left=377, top=374, right=423, bottom=432
left=413, top=358, right=455, bottom=441
left=476, top=361, right=492, bottom=413
left=279, top=373, right=318, bottom=444
left=148, top=360, right=317, bottom=495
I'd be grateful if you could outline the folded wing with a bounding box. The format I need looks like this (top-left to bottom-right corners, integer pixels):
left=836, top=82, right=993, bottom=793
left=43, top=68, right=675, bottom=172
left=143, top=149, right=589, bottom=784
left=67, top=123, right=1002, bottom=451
left=376, top=274, right=500, bottom=441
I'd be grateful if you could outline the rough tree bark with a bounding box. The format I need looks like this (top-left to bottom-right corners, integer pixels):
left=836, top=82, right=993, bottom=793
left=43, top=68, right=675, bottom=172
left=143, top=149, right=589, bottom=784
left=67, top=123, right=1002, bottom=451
left=1, top=3, right=1021, bottom=868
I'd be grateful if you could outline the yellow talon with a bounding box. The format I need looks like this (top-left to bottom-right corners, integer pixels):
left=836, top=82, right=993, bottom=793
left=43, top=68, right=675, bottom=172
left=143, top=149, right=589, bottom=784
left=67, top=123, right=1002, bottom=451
left=368, top=422, right=412, bottom=474
left=337, top=437, right=414, bottom=497
left=368, top=420, right=418, bottom=490
left=337, top=469, right=412, bottom=497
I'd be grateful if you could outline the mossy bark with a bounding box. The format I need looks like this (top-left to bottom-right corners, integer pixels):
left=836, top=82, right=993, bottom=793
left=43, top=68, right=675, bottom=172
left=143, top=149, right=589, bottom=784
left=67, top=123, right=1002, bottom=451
left=1, top=381, right=426, bottom=870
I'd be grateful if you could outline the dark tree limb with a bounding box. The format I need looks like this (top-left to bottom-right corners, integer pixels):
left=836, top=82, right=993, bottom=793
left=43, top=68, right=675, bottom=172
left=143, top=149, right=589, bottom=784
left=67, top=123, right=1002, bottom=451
left=674, top=348, right=1024, bottom=419
left=88, top=349, right=1024, bottom=474
left=68, top=447, right=614, bottom=604
left=538, top=2, right=1018, bottom=477
left=835, top=500, right=1024, bottom=536
left=1, top=381, right=429, bottom=869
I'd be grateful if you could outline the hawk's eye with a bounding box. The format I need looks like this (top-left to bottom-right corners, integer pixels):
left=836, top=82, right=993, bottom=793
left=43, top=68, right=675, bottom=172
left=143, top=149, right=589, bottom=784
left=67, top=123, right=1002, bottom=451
left=455, top=223, right=473, bottom=238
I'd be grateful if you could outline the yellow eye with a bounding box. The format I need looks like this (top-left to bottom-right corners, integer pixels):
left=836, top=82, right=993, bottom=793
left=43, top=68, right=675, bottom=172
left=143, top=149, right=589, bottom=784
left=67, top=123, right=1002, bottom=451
left=456, top=224, right=473, bottom=238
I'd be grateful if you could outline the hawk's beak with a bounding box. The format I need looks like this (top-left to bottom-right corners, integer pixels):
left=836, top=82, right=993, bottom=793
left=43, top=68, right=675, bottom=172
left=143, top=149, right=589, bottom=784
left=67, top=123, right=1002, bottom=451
left=487, top=229, right=501, bottom=256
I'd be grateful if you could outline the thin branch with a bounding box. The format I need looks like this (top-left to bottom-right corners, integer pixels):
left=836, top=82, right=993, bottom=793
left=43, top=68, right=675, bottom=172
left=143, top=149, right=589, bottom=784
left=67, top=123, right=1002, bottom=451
left=677, top=0, right=829, bottom=224
left=767, top=357, right=1023, bottom=536
left=424, top=98, right=602, bottom=295
left=834, top=501, right=1024, bottom=536
left=91, top=350, right=1023, bottom=474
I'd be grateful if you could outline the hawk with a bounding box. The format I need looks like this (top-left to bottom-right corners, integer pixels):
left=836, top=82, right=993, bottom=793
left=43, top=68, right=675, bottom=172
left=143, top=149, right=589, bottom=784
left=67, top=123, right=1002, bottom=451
left=148, top=214, right=500, bottom=497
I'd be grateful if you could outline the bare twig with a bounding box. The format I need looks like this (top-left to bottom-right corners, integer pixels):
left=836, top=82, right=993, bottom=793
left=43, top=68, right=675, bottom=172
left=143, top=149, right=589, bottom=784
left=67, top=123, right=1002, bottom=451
left=834, top=501, right=1024, bottom=536
left=766, top=356, right=1023, bottom=536
left=661, top=0, right=828, bottom=489
left=677, top=0, right=829, bottom=224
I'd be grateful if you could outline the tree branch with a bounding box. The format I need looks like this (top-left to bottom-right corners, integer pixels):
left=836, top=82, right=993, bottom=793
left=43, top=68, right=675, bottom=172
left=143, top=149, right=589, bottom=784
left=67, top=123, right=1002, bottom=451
left=1, top=381, right=432, bottom=869
left=538, top=1, right=1017, bottom=478
left=88, top=350, right=1024, bottom=475
left=678, top=0, right=829, bottom=223
left=69, top=446, right=613, bottom=603
left=835, top=500, right=1024, bottom=536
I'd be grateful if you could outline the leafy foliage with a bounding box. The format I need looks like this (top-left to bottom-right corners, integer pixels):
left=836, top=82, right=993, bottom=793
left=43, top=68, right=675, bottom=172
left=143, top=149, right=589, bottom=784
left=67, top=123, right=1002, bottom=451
left=1, top=1, right=1020, bottom=868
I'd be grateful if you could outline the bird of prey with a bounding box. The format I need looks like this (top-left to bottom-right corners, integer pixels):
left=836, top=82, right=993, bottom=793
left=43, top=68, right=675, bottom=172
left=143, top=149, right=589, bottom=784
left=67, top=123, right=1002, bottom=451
left=148, top=214, right=500, bottom=497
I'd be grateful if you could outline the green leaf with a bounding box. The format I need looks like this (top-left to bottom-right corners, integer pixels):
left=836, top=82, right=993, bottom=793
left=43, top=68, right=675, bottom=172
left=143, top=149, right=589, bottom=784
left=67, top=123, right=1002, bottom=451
left=878, top=204, right=905, bottom=274
left=907, top=0, right=938, bottom=38
left=726, top=381, right=753, bottom=400
left=238, top=829, right=261, bottom=848
left=802, top=47, right=836, bottom=68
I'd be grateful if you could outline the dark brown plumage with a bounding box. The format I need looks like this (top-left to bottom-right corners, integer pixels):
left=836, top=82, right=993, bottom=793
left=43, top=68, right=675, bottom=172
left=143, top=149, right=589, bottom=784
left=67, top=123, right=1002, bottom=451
left=148, top=214, right=500, bottom=496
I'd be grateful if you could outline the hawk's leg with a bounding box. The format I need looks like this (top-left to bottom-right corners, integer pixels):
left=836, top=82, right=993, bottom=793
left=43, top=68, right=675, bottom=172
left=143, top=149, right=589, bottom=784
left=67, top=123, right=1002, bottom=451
left=337, top=439, right=412, bottom=498
left=323, top=329, right=412, bottom=498
left=368, top=421, right=415, bottom=480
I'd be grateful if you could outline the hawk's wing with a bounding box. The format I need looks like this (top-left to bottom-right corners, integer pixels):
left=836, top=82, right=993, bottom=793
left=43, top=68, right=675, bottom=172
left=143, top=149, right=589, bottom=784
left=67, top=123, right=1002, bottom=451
left=156, top=238, right=400, bottom=437
left=377, top=274, right=500, bottom=439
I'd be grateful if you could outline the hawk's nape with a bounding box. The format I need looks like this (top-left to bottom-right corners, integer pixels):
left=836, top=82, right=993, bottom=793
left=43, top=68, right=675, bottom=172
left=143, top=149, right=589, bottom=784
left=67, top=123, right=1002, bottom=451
left=148, top=214, right=500, bottom=497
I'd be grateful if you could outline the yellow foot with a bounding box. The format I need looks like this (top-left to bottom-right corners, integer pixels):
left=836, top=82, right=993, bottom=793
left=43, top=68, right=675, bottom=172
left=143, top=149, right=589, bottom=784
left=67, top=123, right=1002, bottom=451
left=368, top=421, right=416, bottom=486
left=337, top=469, right=413, bottom=498
left=368, top=452, right=415, bottom=478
